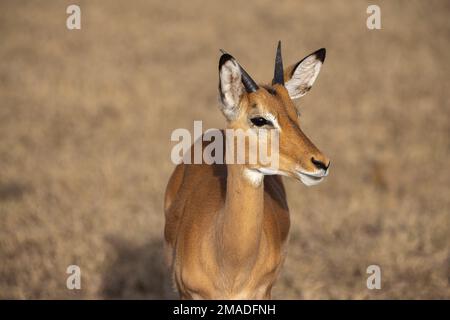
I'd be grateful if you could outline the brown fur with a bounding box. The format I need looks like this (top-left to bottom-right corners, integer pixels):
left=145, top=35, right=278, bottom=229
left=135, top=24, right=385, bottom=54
left=164, top=76, right=329, bottom=299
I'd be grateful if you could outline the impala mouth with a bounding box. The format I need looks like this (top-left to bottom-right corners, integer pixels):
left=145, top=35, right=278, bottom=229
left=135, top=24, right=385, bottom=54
left=296, top=170, right=328, bottom=187
left=256, top=167, right=329, bottom=186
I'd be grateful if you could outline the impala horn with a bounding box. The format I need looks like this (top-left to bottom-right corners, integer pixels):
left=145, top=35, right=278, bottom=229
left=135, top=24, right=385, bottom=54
left=272, top=40, right=284, bottom=86
left=220, top=49, right=259, bottom=93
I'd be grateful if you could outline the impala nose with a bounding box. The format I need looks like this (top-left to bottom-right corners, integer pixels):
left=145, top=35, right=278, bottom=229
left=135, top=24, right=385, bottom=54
left=311, top=157, right=330, bottom=171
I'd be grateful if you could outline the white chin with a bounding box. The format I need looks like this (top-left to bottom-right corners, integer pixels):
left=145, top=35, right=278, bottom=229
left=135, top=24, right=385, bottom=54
left=299, top=173, right=324, bottom=187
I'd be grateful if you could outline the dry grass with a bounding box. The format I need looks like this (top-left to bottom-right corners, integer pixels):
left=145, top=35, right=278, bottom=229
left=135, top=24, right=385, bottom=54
left=0, top=0, right=449, bottom=299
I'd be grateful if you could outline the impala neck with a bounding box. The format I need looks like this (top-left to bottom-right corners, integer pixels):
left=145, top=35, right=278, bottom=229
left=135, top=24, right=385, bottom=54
left=218, top=164, right=265, bottom=281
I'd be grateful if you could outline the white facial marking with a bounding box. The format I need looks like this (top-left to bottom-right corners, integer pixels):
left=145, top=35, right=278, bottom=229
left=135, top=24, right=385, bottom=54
left=263, top=113, right=280, bottom=130
left=258, top=167, right=284, bottom=176
left=295, top=168, right=329, bottom=187
left=243, top=168, right=264, bottom=187
left=297, top=172, right=324, bottom=186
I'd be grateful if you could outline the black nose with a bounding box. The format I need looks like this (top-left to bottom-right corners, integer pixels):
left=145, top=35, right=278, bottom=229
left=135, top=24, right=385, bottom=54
left=311, top=157, right=329, bottom=171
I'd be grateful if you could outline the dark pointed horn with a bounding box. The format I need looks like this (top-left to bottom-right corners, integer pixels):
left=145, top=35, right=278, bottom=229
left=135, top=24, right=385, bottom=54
left=219, top=49, right=258, bottom=93
left=272, top=40, right=284, bottom=86
left=240, top=65, right=259, bottom=93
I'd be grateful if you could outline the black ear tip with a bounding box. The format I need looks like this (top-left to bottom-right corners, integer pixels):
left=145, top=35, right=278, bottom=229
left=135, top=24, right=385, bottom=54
left=314, top=48, right=326, bottom=63
left=219, top=52, right=235, bottom=69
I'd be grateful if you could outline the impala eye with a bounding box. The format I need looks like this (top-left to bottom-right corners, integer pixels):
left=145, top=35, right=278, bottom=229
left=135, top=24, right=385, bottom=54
left=250, top=117, right=273, bottom=127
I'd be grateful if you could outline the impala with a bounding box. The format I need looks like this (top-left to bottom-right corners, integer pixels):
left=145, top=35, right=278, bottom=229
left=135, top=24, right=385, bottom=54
left=164, top=42, right=330, bottom=299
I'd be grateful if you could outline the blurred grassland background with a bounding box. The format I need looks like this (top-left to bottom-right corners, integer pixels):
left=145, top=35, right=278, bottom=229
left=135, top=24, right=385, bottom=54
left=0, top=0, right=449, bottom=299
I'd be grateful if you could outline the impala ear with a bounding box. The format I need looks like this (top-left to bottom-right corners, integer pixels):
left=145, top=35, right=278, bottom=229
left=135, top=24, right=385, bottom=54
left=284, top=48, right=326, bottom=99
left=218, top=53, right=244, bottom=120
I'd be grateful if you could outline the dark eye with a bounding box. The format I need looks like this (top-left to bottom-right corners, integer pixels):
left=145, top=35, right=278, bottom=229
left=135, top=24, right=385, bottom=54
left=250, top=117, right=273, bottom=127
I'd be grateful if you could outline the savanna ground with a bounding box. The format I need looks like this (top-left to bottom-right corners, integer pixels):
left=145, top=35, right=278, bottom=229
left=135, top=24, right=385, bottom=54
left=0, top=0, right=449, bottom=299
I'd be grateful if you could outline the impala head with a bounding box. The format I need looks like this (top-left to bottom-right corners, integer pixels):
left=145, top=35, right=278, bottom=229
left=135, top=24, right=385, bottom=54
left=218, top=42, right=330, bottom=186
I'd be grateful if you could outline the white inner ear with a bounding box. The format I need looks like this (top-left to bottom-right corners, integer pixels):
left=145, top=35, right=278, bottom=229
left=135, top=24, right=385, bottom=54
left=285, top=55, right=322, bottom=100
left=219, top=59, right=244, bottom=120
